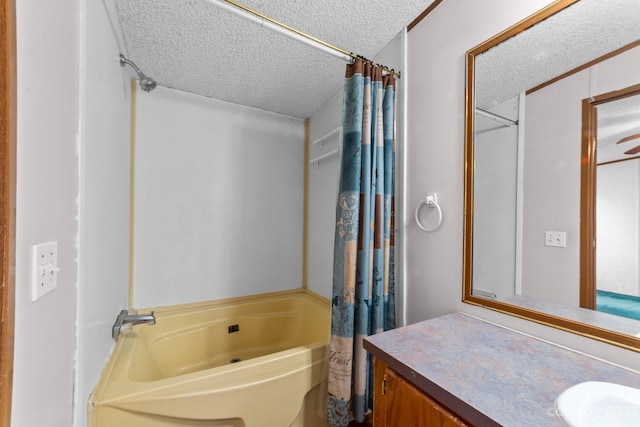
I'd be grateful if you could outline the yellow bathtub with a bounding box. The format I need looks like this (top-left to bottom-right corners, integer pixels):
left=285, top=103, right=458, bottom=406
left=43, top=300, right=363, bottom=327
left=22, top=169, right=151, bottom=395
left=89, top=290, right=330, bottom=427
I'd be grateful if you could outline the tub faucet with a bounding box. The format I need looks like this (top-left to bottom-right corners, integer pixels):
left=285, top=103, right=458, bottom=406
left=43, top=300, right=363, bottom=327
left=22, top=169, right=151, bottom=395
left=112, top=309, right=156, bottom=340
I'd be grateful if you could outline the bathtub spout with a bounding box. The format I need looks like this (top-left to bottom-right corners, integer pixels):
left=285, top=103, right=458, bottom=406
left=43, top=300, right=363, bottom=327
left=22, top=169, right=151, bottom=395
left=112, top=309, right=156, bottom=340
left=123, top=312, right=156, bottom=326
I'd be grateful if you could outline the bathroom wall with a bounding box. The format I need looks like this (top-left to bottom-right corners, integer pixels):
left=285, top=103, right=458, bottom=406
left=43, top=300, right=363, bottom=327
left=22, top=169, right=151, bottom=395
left=407, top=0, right=640, bottom=370
left=13, top=0, right=79, bottom=426
left=133, top=87, right=305, bottom=308
left=75, top=0, right=133, bottom=425
left=306, top=31, right=406, bottom=313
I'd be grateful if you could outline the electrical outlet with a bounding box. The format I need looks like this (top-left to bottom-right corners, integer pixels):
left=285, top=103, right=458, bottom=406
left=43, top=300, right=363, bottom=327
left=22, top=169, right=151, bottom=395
left=31, top=241, right=59, bottom=301
left=545, top=231, right=567, bottom=248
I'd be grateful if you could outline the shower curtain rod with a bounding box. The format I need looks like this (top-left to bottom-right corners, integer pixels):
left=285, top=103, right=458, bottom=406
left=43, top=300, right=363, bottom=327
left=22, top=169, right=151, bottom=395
left=475, top=108, right=518, bottom=126
left=203, top=0, right=401, bottom=78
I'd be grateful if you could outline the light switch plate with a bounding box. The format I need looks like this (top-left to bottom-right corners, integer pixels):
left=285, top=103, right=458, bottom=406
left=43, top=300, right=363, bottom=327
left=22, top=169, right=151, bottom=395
left=32, top=241, right=59, bottom=301
left=545, top=231, right=567, bottom=248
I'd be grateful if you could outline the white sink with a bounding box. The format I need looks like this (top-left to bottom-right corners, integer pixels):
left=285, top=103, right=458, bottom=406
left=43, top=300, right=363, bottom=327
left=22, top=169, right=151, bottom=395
left=555, top=381, right=640, bottom=427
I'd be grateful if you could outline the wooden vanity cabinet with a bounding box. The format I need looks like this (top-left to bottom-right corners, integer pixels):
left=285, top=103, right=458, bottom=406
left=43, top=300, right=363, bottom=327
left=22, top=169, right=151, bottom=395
left=373, top=358, right=470, bottom=427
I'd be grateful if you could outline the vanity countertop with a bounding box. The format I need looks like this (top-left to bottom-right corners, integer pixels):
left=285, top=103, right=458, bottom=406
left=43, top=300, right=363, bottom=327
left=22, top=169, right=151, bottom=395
left=363, top=312, right=640, bottom=427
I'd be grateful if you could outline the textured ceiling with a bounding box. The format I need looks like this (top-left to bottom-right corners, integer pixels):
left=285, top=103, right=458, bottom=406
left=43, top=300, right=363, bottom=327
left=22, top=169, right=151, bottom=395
left=597, top=95, right=640, bottom=164
left=475, top=0, right=640, bottom=110
left=114, top=0, right=433, bottom=119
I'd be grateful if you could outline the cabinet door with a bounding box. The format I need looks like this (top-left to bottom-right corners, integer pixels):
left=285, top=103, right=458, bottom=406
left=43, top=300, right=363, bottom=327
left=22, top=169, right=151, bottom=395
left=374, top=359, right=469, bottom=427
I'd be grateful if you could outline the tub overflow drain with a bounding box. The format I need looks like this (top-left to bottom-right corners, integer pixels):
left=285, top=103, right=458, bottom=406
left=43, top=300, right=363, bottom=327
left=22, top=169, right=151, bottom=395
left=230, top=357, right=242, bottom=364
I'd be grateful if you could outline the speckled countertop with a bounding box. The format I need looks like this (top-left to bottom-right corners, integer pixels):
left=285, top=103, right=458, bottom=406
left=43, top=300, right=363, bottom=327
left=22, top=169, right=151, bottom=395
left=363, top=312, right=640, bottom=427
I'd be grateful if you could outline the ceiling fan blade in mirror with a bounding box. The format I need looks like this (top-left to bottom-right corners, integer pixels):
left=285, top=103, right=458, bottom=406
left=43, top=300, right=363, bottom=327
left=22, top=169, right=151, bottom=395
left=623, top=145, right=640, bottom=155
left=616, top=133, right=640, bottom=144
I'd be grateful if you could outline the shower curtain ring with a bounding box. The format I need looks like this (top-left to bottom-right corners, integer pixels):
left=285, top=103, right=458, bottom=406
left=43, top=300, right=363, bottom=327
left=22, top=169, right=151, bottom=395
left=415, top=193, right=443, bottom=232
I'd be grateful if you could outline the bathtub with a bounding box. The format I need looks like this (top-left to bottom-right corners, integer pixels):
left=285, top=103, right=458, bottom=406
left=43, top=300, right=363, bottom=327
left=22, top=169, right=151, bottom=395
left=89, top=290, right=330, bottom=427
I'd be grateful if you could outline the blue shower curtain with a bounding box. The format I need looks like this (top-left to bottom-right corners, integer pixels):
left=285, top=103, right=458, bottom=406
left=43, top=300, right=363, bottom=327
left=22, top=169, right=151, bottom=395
left=327, top=58, right=396, bottom=426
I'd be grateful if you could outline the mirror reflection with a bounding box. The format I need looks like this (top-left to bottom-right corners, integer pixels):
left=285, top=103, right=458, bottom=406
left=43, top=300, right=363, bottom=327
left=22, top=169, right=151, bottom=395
left=464, top=0, right=640, bottom=349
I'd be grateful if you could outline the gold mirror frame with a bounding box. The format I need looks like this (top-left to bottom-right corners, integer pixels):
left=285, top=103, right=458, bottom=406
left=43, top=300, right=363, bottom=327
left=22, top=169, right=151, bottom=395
left=1, top=0, right=16, bottom=422
left=463, top=0, right=640, bottom=352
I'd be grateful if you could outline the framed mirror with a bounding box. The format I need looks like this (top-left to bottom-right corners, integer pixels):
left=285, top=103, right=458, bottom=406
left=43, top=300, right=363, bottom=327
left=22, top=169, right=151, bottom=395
left=463, top=0, right=640, bottom=350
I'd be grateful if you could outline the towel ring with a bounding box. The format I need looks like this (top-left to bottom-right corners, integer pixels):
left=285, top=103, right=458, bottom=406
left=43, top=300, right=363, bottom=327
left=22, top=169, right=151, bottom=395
left=415, top=193, right=443, bottom=232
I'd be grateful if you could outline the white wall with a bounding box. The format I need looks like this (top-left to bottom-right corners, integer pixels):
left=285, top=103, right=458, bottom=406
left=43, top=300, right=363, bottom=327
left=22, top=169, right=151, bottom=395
left=16, top=1, right=133, bottom=425
left=14, top=0, right=79, bottom=426
left=133, top=87, right=305, bottom=308
left=307, top=90, right=341, bottom=300
left=76, top=0, right=133, bottom=425
left=597, top=160, right=640, bottom=295
left=407, top=0, right=640, bottom=370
